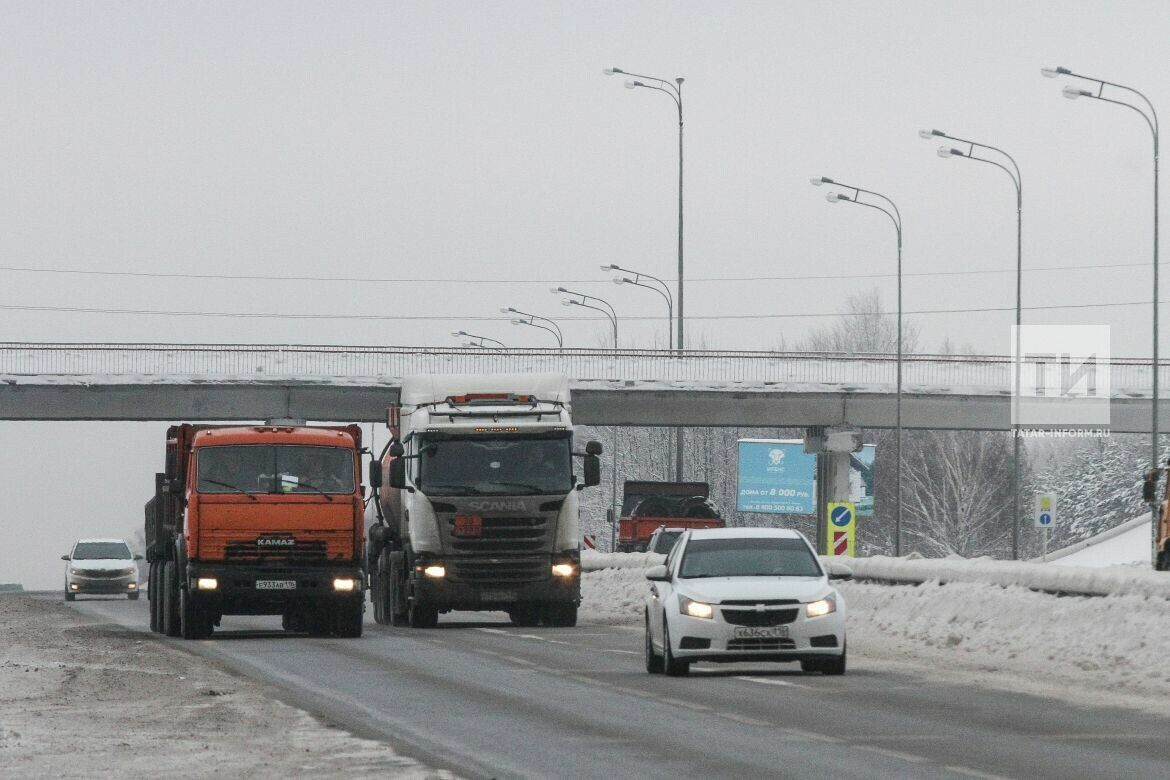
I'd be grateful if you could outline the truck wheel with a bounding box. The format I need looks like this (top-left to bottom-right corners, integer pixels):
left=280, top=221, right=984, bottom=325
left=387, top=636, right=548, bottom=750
left=508, top=605, right=541, bottom=627
left=148, top=564, right=159, bottom=632
left=129, top=592, right=140, bottom=601
left=543, top=603, right=578, bottom=628
left=408, top=597, right=439, bottom=628
left=307, top=609, right=332, bottom=637
left=162, top=562, right=181, bottom=637
left=387, top=558, right=409, bottom=626
left=371, top=570, right=386, bottom=625
left=180, top=588, right=212, bottom=640
left=335, top=600, right=364, bottom=638
left=1157, top=550, right=1169, bottom=571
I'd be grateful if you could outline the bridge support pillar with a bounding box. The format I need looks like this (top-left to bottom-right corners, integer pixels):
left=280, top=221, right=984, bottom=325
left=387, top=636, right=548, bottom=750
left=808, top=428, right=858, bottom=554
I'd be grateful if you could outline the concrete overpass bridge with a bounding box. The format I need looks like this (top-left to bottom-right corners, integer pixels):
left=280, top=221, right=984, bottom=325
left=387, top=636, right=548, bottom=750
left=0, top=342, right=1163, bottom=432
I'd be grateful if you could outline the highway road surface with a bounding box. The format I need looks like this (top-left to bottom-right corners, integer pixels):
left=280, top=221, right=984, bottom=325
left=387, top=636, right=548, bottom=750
left=55, top=595, right=1170, bottom=780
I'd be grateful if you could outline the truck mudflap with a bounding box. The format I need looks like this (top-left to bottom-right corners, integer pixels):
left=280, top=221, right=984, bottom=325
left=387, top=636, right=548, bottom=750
left=186, top=563, right=364, bottom=615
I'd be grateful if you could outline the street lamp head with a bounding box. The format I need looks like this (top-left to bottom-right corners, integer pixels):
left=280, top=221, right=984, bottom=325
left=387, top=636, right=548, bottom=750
left=937, top=146, right=963, bottom=158
left=604, top=67, right=624, bottom=75
left=918, top=129, right=944, bottom=140
left=510, top=319, right=523, bottom=326
left=499, top=307, right=513, bottom=314
left=615, top=277, right=631, bottom=285
left=451, top=330, right=466, bottom=338
left=599, top=263, right=618, bottom=271
left=624, top=80, right=637, bottom=89
left=676, top=77, right=684, bottom=85
left=826, top=192, right=851, bottom=203
left=1041, top=66, right=1072, bottom=78
left=1062, top=85, right=1090, bottom=100
left=549, top=286, right=565, bottom=294
left=810, top=176, right=835, bottom=187
left=561, top=299, right=574, bottom=307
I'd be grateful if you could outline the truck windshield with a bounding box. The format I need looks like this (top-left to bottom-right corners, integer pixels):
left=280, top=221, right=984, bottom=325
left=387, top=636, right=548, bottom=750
left=73, top=542, right=132, bottom=560
left=418, top=434, right=572, bottom=496
left=197, top=445, right=355, bottom=495
left=679, top=537, right=822, bottom=579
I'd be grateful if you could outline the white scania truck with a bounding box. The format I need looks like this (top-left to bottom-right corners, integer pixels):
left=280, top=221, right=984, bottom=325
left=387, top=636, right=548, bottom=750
left=366, top=374, right=601, bottom=628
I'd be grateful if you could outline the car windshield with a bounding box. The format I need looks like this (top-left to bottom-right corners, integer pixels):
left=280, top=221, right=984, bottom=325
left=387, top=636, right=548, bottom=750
left=196, top=445, right=355, bottom=494
left=679, top=537, right=822, bottom=579
left=73, top=542, right=131, bottom=560
left=419, top=434, right=572, bottom=496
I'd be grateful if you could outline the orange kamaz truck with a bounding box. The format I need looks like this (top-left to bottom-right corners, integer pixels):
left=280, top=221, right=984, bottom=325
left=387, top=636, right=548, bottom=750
left=1143, top=467, right=1170, bottom=570
left=145, top=423, right=366, bottom=639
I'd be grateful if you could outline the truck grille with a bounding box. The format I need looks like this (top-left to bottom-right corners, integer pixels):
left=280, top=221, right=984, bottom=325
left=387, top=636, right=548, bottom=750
left=447, top=557, right=548, bottom=584
left=447, top=516, right=549, bottom=553
left=721, top=608, right=799, bottom=627
left=224, top=540, right=328, bottom=563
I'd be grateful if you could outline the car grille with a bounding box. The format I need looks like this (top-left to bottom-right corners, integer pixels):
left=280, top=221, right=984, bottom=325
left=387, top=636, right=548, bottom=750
left=447, top=516, right=550, bottom=553
left=727, top=638, right=796, bottom=651
left=224, top=540, right=328, bottom=563
left=720, top=599, right=799, bottom=606
left=447, top=557, right=548, bottom=584
left=75, top=569, right=131, bottom=579
left=721, top=608, right=799, bottom=627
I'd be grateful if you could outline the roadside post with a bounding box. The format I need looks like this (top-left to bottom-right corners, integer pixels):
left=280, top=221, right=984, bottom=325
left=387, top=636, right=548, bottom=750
left=1034, top=493, right=1057, bottom=560
left=826, top=502, right=856, bottom=557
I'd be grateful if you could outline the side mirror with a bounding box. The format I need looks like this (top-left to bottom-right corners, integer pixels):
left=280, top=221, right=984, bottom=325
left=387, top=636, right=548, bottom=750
left=585, top=440, right=603, bottom=456
left=368, top=460, right=383, bottom=489
left=388, top=440, right=405, bottom=458
left=61, top=554, right=70, bottom=562
left=167, top=479, right=183, bottom=496
left=582, top=454, right=601, bottom=488
left=1143, top=469, right=1160, bottom=503
left=134, top=554, right=144, bottom=561
left=388, top=459, right=411, bottom=491
left=644, top=564, right=670, bottom=582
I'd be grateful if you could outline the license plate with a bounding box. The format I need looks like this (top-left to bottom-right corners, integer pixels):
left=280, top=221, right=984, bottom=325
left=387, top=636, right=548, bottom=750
left=732, top=626, right=789, bottom=639
left=256, top=580, right=296, bottom=590
left=453, top=515, right=483, bottom=538
left=480, top=590, right=516, bottom=602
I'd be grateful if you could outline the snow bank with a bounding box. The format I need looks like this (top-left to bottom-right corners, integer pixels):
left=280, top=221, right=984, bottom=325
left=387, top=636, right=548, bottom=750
left=844, top=555, right=1170, bottom=599
left=581, top=550, right=664, bottom=571
left=1042, top=515, right=1152, bottom=568
left=580, top=567, right=653, bottom=625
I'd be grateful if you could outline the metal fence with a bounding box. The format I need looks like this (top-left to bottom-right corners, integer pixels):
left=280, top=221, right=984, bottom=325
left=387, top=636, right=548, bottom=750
left=0, top=342, right=1158, bottom=396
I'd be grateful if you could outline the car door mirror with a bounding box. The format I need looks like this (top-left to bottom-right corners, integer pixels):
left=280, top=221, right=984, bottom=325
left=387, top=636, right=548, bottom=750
left=644, top=564, right=670, bottom=582
left=60, top=554, right=70, bottom=562
left=134, top=554, right=144, bottom=561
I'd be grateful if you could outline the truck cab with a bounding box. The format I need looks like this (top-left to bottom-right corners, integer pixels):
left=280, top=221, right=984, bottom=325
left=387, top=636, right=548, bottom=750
left=367, top=374, right=601, bottom=628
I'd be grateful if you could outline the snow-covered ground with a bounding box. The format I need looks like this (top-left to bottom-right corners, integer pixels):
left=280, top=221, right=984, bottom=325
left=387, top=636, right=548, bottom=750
left=0, top=595, right=443, bottom=778
left=1043, top=515, right=1153, bottom=568
left=578, top=553, right=1170, bottom=716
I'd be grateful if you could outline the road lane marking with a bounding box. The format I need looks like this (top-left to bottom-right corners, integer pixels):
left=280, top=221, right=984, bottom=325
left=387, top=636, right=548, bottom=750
left=942, top=766, right=1014, bottom=780
left=500, top=655, right=535, bottom=666
left=779, top=728, right=843, bottom=744
left=854, top=745, right=930, bottom=764
left=473, top=627, right=639, bottom=655
left=736, top=675, right=810, bottom=689
left=656, top=696, right=711, bottom=712
left=716, top=712, right=772, bottom=727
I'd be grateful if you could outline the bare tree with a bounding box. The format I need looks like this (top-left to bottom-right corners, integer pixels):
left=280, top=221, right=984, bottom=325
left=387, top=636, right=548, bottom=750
left=802, top=289, right=920, bottom=354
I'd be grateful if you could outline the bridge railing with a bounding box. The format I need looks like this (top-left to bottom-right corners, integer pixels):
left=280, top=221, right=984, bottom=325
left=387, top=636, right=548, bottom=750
left=0, top=342, right=1157, bottom=395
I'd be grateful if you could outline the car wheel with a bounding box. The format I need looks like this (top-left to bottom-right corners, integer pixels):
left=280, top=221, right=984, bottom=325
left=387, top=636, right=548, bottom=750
left=802, top=641, right=847, bottom=675
left=64, top=582, right=75, bottom=602
left=128, top=592, right=140, bottom=601
left=662, top=619, right=689, bottom=677
left=644, top=615, right=664, bottom=674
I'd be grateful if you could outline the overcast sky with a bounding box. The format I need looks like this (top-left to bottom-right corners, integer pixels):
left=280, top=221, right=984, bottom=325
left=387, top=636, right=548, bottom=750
left=3, top=1, right=1168, bottom=587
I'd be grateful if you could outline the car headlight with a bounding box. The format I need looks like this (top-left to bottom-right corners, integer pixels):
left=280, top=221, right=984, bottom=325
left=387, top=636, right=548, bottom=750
left=123, top=567, right=137, bottom=576
left=69, top=568, right=82, bottom=576
left=678, top=595, right=713, bottom=619
left=806, top=597, right=836, bottom=617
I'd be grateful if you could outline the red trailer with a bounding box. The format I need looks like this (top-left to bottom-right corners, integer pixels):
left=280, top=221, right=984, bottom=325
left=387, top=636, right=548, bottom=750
left=616, top=481, right=723, bottom=553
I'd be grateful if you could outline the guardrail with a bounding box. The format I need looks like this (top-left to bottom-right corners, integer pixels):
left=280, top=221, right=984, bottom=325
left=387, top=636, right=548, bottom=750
left=0, top=342, right=1161, bottom=395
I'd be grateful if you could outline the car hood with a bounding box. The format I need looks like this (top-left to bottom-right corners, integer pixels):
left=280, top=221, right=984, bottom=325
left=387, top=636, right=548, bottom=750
left=677, top=576, right=830, bottom=604
left=68, top=559, right=134, bottom=570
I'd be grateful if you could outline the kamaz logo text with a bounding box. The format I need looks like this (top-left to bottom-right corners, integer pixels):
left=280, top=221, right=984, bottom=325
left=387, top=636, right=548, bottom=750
left=257, top=537, right=296, bottom=547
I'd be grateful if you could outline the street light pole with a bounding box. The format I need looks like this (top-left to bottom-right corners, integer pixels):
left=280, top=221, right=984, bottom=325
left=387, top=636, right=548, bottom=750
left=555, top=286, right=621, bottom=550
left=501, top=307, right=564, bottom=348
left=604, top=67, right=686, bottom=481
left=923, top=129, right=1023, bottom=559
left=601, top=264, right=673, bottom=349
left=450, top=330, right=506, bottom=349
left=1043, top=65, right=1161, bottom=568
left=811, top=177, right=904, bottom=555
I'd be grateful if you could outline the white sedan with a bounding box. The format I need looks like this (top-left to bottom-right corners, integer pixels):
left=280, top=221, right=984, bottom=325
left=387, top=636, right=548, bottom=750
left=643, top=527, right=848, bottom=676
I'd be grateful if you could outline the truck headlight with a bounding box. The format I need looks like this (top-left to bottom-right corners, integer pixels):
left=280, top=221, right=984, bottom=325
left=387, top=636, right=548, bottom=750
left=806, top=597, right=836, bottom=617
left=423, top=565, right=446, bottom=579
left=196, top=577, right=219, bottom=591
left=551, top=563, right=576, bottom=578
left=332, top=578, right=356, bottom=591
left=679, top=596, right=713, bottom=619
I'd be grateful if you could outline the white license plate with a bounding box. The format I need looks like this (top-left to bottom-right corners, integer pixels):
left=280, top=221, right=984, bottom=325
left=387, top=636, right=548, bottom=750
left=480, top=590, right=517, bottom=602
left=732, top=626, right=789, bottom=639
left=256, top=580, right=296, bottom=590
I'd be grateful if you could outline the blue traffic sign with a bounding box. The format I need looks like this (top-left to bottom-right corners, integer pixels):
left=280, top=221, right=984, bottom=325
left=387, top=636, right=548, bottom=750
left=830, top=505, right=853, bottom=527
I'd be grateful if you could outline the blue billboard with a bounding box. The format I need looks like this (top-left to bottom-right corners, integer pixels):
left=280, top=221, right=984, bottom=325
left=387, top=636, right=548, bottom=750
left=736, top=440, right=817, bottom=514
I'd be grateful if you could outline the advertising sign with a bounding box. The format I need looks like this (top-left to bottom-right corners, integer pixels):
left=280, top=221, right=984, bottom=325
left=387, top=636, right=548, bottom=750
left=736, top=440, right=816, bottom=515
left=851, top=444, right=876, bottom=517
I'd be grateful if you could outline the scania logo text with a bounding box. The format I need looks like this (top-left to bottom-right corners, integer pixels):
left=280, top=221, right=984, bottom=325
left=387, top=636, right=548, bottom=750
left=466, top=500, right=527, bottom=512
